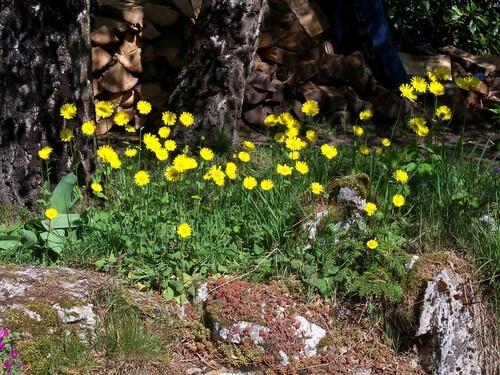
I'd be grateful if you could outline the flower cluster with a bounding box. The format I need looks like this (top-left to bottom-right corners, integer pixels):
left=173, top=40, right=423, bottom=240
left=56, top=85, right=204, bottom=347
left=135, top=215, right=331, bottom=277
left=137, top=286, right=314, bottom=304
left=0, top=326, right=24, bottom=374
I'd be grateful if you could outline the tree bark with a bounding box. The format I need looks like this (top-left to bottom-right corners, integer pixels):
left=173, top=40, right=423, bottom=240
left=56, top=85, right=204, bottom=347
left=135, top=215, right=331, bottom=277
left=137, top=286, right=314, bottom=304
left=0, top=0, right=94, bottom=210
left=168, top=0, right=268, bottom=151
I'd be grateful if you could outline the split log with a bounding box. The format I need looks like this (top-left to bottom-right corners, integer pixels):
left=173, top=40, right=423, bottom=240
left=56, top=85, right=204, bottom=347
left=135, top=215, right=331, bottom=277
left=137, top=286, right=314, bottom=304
left=90, top=25, right=120, bottom=47
left=115, top=48, right=143, bottom=73
left=440, top=46, right=496, bottom=76
left=99, top=62, right=139, bottom=93
left=98, top=0, right=144, bottom=27
left=143, top=4, right=180, bottom=27
left=92, top=47, right=113, bottom=72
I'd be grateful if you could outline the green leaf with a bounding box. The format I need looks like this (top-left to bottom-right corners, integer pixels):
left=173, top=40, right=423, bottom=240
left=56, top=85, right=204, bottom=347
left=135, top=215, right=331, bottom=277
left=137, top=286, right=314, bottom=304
left=95, top=258, right=107, bottom=270
left=0, top=236, right=23, bottom=250
left=163, top=287, right=175, bottom=301
left=49, top=173, right=79, bottom=214
left=20, top=229, right=38, bottom=247
left=169, top=279, right=184, bottom=293
left=418, top=163, right=433, bottom=176
left=41, top=214, right=82, bottom=230
left=40, top=229, right=66, bottom=254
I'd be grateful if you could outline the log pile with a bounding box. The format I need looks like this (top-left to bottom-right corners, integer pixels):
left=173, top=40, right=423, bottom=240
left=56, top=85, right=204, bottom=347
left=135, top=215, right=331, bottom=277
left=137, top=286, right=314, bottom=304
left=90, top=0, right=499, bottom=135
left=90, top=0, right=198, bottom=134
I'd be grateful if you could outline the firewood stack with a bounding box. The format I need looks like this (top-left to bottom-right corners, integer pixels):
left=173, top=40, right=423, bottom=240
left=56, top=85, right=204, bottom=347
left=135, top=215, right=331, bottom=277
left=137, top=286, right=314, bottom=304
left=91, top=0, right=200, bottom=134
left=90, top=0, right=384, bottom=135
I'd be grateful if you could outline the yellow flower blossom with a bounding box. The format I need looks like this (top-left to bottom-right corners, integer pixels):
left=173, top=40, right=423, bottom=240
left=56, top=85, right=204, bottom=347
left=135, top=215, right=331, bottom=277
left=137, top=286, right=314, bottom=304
left=60, top=103, right=77, bottom=120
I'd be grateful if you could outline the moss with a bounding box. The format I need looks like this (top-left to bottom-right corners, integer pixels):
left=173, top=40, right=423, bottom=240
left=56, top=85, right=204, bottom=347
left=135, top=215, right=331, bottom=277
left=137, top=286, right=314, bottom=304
left=393, top=252, right=450, bottom=332
left=5, top=302, right=64, bottom=375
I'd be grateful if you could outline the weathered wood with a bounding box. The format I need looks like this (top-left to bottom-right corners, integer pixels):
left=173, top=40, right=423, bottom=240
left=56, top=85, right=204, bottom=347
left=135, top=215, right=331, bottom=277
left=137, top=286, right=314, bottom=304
left=98, top=0, right=144, bottom=27
left=247, top=70, right=275, bottom=91
left=398, top=52, right=452, bottom=77
left=244, top=84, right=268, bottom=104
left=92, top=47, right=113, bottom=72
left=440, top=46, right=496, bottom=76
left=282, top=0, right=330, bottom=38
left=115, top=48, right=143, bottom=73
left=140, top=20, right=162, bottom=39
left=94, top=16, right=128, bottom=34
left=119, top=32, right=142, bottom=54
left=0, top=0, right=94, bottom=208
left=169, top=0, right=269, bottom=148
left=90, top=25, right=120, bottom=47
left=259, top=46, right=298, bottom=67
left=99, top=62, right=139, bottom=93
left=143, top=4, right=180, bottom=27
left=171, top=0, right=195, bottom=18
left=277, top=31, right=313, bottom=53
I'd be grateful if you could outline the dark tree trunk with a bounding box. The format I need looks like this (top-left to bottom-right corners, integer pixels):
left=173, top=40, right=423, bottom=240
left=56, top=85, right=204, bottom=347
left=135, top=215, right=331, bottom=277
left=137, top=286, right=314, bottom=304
left=169, top=0, right=268, bottom=150
left=0, top=0, right=94, bottom=209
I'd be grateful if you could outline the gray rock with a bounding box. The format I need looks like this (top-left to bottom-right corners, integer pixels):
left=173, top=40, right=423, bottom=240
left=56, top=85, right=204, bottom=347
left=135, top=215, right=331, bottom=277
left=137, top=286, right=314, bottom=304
left=416, top=269, right=481, bottom=375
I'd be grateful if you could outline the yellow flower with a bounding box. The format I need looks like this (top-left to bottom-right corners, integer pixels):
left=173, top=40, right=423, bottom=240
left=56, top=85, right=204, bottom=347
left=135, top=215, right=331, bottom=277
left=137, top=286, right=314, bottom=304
left=45, top=207, right=58, bottom=220
left=95, top=101, right=114, bottom=118
left=238, top=151, right=250, bottom=163
left=274, top=132, right=286, bottom=143
left=125, top=125, right=135, bottom=133
left=366, top=239, right=378, bottom=249
left=38, top=146, right=53, bottom=160
left=243, top=140, right=255, bottom=150
left=321, top=144, right=338, bottom=159
left=455, top=76, right=481, bottom=90
left=60, top=103, right=77, bottom=120
left=429, top=81, right=444, bottom=96
left=114, top=112, right=129, bottom=126
left=285, top=136, right=307, bottom=151
left=164, top=139, right=177, bottom=152
left=364, top=202, right=377, bottom=216
left=433, top=66, right=451, bottom=81
left=179, top=112, right=195, bottom=127
left=158, top=127, right=171, bottom=139
left=392, top=194, right=405, bottom=207
left=375, top=147, right=382, bottom=155
left=125, top=148, right=138, bottom=157
left=143, top=133, right=161, bottom=153
left=306, top=130, right=318, bottom=142
left=60, top=129, right=74, bottom=142
left=200, top=147, right=214, bottom=161
left=359, top=109, right=373, bottom=121
left=276, top=164, right=292, bottom=176
left=279, top=112, right=295, bottom=127
left=164, top=166, right=182, bottom=182
left=134, top=170, right=150, bottom=186
left=136, top=100, right=152, bottom=115
left=285, top=126, right=300, bottom=138
left=91, top=183, right=103, bottom=193
left=97, top=145, right=122, bottom=169
left=410, top=76, right=427, bottom=93
left=203, top=165, right=225, bottom=186
left=177, top=223, right=192, bottom=238
left=243, top=176, right=257, bottom=190
left=225, top=162, right=237, bottom=180
left=359, top=144, right=370, bottom=155
left=302, top=100, right=320, bottom=117
left=295, top=161, right=309, bottom=175
left=264, top=114, right=280, bottom=127
left=173, top=154, right=198, bottom=172
left=260, top=179, right=274, bottom=191
left=399, top=83, right=417, bottom=102
left=155, top=148, right=169, bottom=161
left=352, top=125, right=364, bottom=137
left=310, top=182, right=324, bottom=195
left=427, top=71, right=437, bottom=82
left=162, top=111, right=177, bottom=126
left=381, top=138, right=391, bottom=147
left=408, top=117, right=429, bottom=137
left=288, top=151, right=300, bottom=160
left=436, top=105, right=452, bottom=121
left=393, top=169, right=409, bottom=183
left=82, top=121, right=96, bottom=136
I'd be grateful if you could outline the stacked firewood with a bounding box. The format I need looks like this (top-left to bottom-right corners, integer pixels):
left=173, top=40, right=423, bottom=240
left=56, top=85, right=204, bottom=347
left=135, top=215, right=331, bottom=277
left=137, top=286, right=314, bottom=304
left=90, top=0, right=201, bottom=134
left=91, top=0, right=382, bottom=133
left=90, top=0, right=499, bottom=135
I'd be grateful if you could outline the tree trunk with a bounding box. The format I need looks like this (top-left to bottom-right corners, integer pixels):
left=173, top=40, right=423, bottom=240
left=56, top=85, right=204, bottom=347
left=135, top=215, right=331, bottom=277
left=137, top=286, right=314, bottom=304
left=0, top=0, right=94, bottom=210
left=168, top=0, right=268, bottom=151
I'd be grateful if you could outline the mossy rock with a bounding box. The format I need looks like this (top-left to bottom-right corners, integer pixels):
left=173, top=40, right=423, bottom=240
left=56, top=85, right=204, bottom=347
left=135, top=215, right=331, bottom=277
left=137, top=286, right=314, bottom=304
left=390, top=252, right=451, bottom=333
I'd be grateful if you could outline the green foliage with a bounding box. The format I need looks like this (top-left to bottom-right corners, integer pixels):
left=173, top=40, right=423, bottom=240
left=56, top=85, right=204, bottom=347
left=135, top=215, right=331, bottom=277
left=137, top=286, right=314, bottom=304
left=383, top=0, right=500, bottom=54
left=0, top=173, right=82, bottom=259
